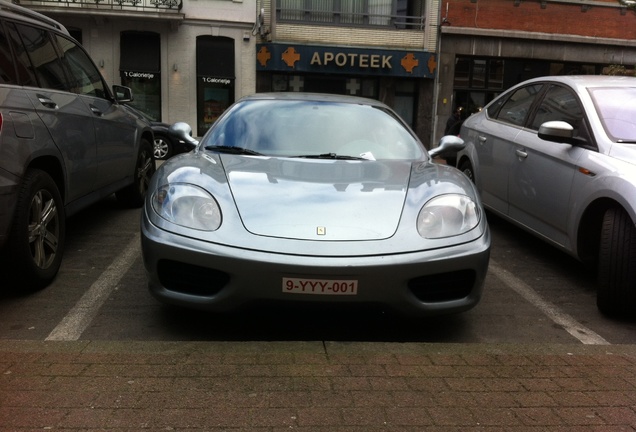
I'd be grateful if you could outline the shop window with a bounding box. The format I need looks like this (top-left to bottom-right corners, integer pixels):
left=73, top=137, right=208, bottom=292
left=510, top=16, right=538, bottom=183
left=196, top=36, right=235, bottom=136
left=120, top=31, right=161, bottom=121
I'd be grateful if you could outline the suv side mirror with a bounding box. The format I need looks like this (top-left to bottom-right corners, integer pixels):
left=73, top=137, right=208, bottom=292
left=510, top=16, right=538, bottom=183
left=113, top=85, right=133, bottom=103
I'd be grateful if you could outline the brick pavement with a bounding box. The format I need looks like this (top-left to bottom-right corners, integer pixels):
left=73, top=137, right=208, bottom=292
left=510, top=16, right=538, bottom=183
left=1, top=340, right=635, bottom=431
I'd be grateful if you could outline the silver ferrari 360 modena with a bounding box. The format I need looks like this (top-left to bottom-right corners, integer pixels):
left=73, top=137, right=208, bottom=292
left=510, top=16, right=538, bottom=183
left=141, top=93, right=490, bottom=316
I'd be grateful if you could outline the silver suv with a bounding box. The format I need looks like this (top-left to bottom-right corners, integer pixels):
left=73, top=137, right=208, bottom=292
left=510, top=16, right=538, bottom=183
left=0, top=1, right=155, bottom=291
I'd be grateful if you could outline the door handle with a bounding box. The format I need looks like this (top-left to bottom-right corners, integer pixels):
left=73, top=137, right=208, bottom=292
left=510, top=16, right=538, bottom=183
left=90, top=105, right=103, bottom=117
left=478, top=135, right=487, bottom=144
left=516, top=149, right=528, bottom=159
left=36, top=95, right=58, bottom=109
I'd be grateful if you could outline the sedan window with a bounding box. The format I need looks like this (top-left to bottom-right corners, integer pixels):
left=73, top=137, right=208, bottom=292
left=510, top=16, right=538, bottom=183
left=589, top=87, right=636, bottom=143
left=530, top=85, right=583, bottom=134
left=495, top=84, right=543, bottom=126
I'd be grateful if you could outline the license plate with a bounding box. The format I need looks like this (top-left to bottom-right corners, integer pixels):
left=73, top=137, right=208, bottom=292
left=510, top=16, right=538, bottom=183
left=282, top=277, right=358, bottom=295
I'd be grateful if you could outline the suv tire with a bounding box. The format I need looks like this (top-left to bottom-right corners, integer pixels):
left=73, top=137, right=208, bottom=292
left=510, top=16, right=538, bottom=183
left=5, top=169, right=65, bottom=291
left=116, top=138, right=156, bottom=207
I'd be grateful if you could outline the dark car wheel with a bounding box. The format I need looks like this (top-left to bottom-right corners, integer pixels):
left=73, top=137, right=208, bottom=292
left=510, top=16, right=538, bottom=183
left=597, top=207, right=636, bottom=316
left=153, top=135, right=173, bottom=160
left=4, top=169, right=65, bottom=291
left=459, top=160, right=475, bottom=183
left=116, top=138, right=156, bottom=207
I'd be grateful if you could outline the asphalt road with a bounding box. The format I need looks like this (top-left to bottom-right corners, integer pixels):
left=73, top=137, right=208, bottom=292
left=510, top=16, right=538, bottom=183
left=0, top=194, right=634, bottom=345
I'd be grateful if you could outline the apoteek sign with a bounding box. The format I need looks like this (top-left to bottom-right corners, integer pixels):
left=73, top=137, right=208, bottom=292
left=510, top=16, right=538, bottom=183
left=256, top=43, right=437, bottom=79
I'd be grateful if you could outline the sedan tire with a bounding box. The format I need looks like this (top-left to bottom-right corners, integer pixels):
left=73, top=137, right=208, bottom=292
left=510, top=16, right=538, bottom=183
left=116, top=139, right=156, bottom=207
left=597, top=207, right=636, bottom=316
left=459, top=160, right=475, bottom=183
left=4, top=169, right=65, bottom=291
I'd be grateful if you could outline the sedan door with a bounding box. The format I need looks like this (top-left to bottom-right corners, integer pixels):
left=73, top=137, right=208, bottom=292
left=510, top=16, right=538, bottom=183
left=507, top=84, right=588, bottom=247
left=468, top=83, right=544, bottom=216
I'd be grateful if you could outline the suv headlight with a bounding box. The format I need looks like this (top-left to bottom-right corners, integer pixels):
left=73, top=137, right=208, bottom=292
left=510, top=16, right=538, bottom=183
left=151, top=183, right=221, bottom=231
left=417, top=194, right=479, bottom=239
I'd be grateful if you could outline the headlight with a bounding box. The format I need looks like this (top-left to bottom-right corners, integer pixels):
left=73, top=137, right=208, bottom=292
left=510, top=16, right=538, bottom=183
left=151, top=183, right=221, bottom=231
left=417, top=194, right=479, bottom=239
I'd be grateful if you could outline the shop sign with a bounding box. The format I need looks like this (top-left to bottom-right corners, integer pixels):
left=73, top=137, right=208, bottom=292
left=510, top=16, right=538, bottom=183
left=256, top=43, right=437, bottom=78
left=121, top=71, right=157, bottom=80
left=199, top=76, right=233, bottom=85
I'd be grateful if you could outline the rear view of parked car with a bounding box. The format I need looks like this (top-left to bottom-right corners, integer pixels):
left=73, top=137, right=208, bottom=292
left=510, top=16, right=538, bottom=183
left=0, top=1, right=155, bottom=291
left=456, top=75, right=636, bottom=317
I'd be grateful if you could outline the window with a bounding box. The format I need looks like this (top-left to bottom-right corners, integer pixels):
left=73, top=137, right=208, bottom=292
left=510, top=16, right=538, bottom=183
left=495, top=84, right=543, bottom=127
left=0, top=21, right=17, bottom=84
left=278, top=0, right=424, bottom=28
left=13, top=23, right=69, bottom=91
left=55, top=34, right=105, bottom=98
left=530, top=85, right=582, bottom=132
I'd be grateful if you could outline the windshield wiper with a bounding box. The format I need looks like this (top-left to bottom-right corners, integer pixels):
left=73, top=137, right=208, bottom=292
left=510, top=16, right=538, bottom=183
left=293, top=153, right=365, bottom=160
left=205, top=145, right=263, bottom=156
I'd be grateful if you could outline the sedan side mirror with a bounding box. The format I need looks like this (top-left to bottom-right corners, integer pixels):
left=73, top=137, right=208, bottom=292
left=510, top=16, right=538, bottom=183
left=538, top=121, right=579, bottom=145
left=429, top=135, right=465, bottom=159
left=169, top=122, right=199, bottom=147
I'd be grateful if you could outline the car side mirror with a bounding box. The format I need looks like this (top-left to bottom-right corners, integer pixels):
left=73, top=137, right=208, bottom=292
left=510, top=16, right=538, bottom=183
left=113, top=85, right=133, bottom=103
left=538, top=121, right=578, bottom=145
left=169, top=122, right=199, bottom=147
left=429, top=135, right=465, bottom=159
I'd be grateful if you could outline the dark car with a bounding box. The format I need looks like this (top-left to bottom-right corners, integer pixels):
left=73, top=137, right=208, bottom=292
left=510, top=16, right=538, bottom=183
left=124, top=104, right=194, bottom=160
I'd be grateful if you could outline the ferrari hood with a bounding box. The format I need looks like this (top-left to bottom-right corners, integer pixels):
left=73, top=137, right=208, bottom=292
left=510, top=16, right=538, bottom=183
left=222, top=156, right=412, bottom=241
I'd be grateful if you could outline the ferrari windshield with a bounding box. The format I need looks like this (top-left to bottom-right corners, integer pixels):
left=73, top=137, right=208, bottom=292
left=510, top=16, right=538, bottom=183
left=589, top=87, right=636, bottom=143
left=201, top=99, right=424, bottom=160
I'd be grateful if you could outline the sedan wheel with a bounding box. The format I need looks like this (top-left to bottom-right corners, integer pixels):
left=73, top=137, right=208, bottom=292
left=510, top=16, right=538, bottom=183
left=459, top=160, right=475, bottom=183
left=5, top=169, right=65, bottom=291
left=597, top=207, right=636, bottom=316
left=154, top=136, right=173, bottom=160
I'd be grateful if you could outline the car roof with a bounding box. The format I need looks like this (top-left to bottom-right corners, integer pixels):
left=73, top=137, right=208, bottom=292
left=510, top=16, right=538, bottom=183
left=0, top=0, right=69, bottom=35
left=521, top=75, right=636, bottom=89
left=238, top=92, right=389, bottom=108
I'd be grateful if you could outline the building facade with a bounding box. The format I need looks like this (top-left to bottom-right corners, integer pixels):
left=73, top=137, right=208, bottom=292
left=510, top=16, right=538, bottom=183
left=21, top=0, right=636, bottom=146
left=437, top=0, right=636, bottom=141
left=21, top=0, right=258, bottom=137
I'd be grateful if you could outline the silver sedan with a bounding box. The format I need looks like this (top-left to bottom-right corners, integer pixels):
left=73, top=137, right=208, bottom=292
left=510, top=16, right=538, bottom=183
left=141, top=93, right=490, bottom=316
left=457, top=75, right=636, bottom=317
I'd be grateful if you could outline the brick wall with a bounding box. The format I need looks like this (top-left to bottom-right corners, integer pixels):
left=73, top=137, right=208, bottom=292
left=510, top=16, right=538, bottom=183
left=442, top=0, right=636, bottom=40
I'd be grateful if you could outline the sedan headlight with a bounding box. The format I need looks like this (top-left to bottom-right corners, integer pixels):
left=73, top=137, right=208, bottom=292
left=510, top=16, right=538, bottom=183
left=417, top=194, right=479, bottom=239
left=151, top=183, right=221, bottom=231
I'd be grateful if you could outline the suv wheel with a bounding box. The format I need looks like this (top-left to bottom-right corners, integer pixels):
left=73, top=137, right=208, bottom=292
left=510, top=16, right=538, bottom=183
left=5, top=169, right=65, bottom=291
left=116, top=138, right=156, bottom=207
left=597, top=207, right=636, bottom=316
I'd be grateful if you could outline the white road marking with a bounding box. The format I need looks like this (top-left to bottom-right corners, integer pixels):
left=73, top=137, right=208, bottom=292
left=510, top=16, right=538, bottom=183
left=45, top=233, right=140, bottom=341
left=490, top=259, right=610, bottom=345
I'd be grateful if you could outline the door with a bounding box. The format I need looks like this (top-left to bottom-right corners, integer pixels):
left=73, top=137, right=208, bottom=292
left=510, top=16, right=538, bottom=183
left=507, top=84, right=588, bottom=246
left=9, top=22, right=98, bottom=202
left=54, top=34, right=137, bottom=188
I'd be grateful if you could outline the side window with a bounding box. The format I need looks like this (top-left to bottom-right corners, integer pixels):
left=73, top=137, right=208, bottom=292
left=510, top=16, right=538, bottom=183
left=13, top=23, right=70, bottom=91
left=530, top=85, right=583, bottom=134
left=0, top=22, right=18, bottom=84
left=54, top=34, right=106, bottom=98
left=5, top=22, right=38, bottom=86
left=495, top=84, right=543, bottom=127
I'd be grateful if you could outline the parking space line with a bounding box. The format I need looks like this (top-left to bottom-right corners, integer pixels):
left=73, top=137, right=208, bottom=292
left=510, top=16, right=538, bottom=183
left=45, top=233, right=140, bottom=341
left=490, top=259, right=610, bottom=345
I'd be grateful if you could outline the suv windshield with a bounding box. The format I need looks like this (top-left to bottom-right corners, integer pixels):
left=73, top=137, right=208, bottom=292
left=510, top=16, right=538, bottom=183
left=589, top=87, right=636, bottom=143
